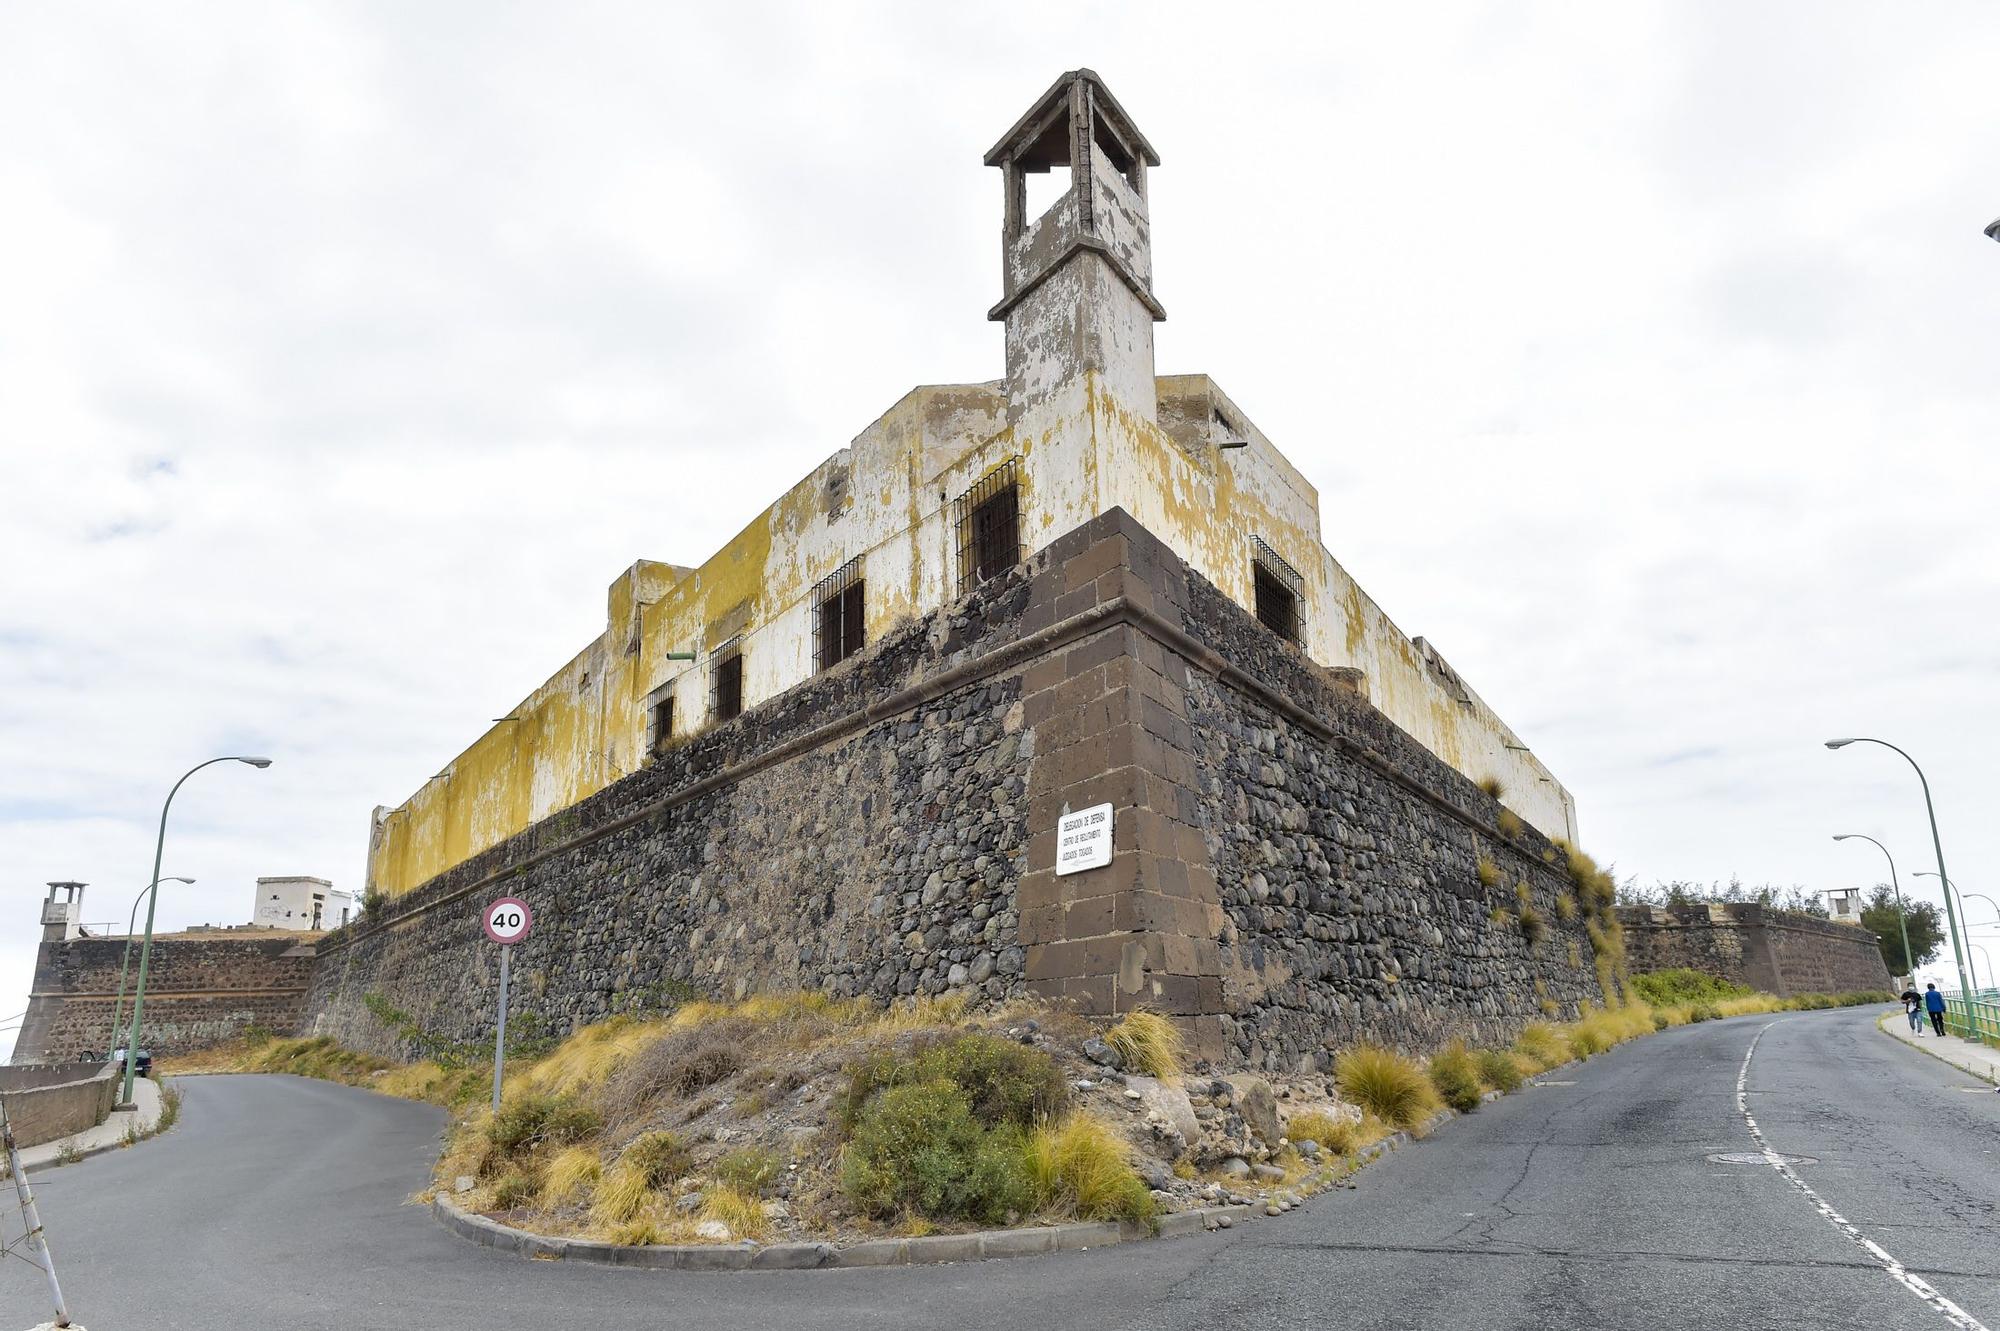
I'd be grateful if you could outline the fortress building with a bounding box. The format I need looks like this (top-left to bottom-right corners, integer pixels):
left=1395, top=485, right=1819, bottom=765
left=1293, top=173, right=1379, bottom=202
left=320, top=72, right=1600, bottom=1068
left=366, top=70, right=1574, bottom=901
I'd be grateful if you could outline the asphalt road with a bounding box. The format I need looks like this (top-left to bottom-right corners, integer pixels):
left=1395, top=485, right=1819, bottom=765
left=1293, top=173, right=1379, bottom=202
left=4, top=1008, right=1995, bottom=1331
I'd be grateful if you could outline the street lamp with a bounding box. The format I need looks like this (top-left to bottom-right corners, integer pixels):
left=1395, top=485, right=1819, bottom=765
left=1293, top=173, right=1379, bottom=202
left=121, top=755, right=272, bottom=1106
left=1914, top=873, right=1998, bottom=990
left=1832, top=834, right=1913, bottom=980
left=108, top=876, right=196, bottom=1047
left=1824, top=738, right=1971, bottom=1001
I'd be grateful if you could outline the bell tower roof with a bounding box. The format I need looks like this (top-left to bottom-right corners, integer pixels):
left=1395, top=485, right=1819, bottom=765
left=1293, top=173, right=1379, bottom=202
left=983, top=68, right=1160, bottom=170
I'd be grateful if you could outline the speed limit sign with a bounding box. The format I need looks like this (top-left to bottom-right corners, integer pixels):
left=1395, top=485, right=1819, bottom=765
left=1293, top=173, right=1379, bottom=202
left=482, top=896, right=533, bottom=946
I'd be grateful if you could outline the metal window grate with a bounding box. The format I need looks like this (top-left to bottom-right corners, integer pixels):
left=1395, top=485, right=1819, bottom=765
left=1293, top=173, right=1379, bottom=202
left=811, top=557, right=865, bottom=672
left=709, top=639, right=744, bottom=722
left=1251, top=537, right=1303, bottom=643
left=955, top=458, right=1022, bottom=592
left=650, top=695, right=676, bottom=756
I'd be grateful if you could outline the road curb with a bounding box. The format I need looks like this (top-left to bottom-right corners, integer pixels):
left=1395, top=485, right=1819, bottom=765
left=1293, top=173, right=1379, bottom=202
left=1875, top=1012, right=1999, bottom=1086
left=426, top=1078, right=1541, bottom=1273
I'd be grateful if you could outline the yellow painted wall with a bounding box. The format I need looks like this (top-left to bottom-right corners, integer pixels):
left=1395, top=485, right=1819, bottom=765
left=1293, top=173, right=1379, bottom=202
left=368, top=366, right=1573, bottom=897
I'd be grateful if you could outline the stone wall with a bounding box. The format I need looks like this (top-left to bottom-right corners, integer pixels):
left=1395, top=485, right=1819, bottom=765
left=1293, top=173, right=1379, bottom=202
left=1618, top=904, right=1893, bottom=997
left=12, top=934, right=317, bottom=1064
left=0, top=1063, right=118, bottom=1148
left=306, top=508, right=1612, bottom=1067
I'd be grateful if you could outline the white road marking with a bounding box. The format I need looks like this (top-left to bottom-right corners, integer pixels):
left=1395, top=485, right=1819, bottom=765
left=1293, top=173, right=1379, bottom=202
left=1736, top=1021, right=1990, bottom=1331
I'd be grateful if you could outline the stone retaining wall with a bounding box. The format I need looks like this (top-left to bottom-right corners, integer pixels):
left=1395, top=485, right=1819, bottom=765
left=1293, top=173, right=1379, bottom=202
left=13, top=934, right=317, bottom=1063
left=305, top=508, right=1611, bottom=1066
left=0, top=1062, right=118, bottom=1148
left=1617, top=903, right=1892, bottom=997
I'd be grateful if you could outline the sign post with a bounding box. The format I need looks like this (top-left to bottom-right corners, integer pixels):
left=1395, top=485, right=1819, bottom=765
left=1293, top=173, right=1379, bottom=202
left=482, top=896, right=533, bottom=1115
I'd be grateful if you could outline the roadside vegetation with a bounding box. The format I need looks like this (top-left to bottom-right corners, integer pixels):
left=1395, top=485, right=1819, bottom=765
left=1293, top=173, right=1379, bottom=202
left=187, top=970, right=1892, bottom=1249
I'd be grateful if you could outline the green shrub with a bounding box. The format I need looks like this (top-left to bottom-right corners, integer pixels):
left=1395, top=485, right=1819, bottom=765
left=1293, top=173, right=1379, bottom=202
left=1629, top=969, right=1752, bottom=1006
left=1688, top=1001, right=1721, bottom=1022
left=1336, top=1046, right=1440, bottom=1129
left=1428, top=1042, right=1484, bottom=1113
left=714, top=1145, right=782, bottom=1196
left=621, top=1130, right=691, bottom=1188
left=840, top=1079, right=1031, bottom=1224
left=839, top=1033, right=1066, bottom=1134
left=1652, top=1011, right=1671, bottom=1031
left=1475, top=1048, right=1525, bottom=1093
left=492, top=1170, right=539, bottom=1208
left=487, top=1092, right=601, bottom=1156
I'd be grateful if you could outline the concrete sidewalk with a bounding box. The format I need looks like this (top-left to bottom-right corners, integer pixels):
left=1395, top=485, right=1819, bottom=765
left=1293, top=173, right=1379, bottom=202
left=10, top=1076, right=164, bottom=1172
left=1877, top=1011, right=2000, bottom=1086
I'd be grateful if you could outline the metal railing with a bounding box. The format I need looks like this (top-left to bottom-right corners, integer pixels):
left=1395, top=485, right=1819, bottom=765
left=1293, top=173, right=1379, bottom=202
left=1942, top=990, right=2000, bottom=1048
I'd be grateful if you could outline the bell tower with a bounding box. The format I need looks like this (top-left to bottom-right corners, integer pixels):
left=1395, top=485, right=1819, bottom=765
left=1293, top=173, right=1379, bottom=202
left=987, top=70, right=1164, bottom=431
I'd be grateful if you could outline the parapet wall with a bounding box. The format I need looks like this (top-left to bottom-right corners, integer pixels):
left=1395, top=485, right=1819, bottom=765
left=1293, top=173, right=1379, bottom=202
left=307, top=509, right=1610, bottom=1069
left=1617, top=904, right=1892, bottom=997
left=0, top=1062, right=118, bottom=1148
left=13, top=933, right=317, bottom=1064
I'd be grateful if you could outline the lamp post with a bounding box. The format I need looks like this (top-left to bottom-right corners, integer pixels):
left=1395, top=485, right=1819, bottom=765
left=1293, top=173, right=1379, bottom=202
left=121, top=755, right=272, bottom=1106
left=108, top=876, right=196, bottom=1049
left=1832, top=834, right=1913, bottom=981
left=1914, top=874, right=1996, bottom=991
left=1824, top=738, right=1971, bottom=1001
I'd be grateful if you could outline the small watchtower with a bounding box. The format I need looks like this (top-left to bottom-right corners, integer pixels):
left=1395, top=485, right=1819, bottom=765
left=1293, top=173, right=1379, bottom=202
left=986, top=70, right=1164, bottom=431
left=41, top=880, right=87, bottom=942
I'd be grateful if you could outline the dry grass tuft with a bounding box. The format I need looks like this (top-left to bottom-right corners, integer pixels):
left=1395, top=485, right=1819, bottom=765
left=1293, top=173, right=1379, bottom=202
left=521, top=1015, right=668, bottom=1098
left=700, top=1184, right=769, bottom=1240
left=1285, top=1110, right=1363, bottom=1156
left=1476, top=1048, right=1528, bottom=1093
left=1103, top=1010, right=1184, bottom=1080
left=538, top=1144, right=601, bottom=1207
left=1496, top=809, right=1525, bottom=839
left=1476, top=857, right=1502, bottom=889
left=1335, top=1046, right=1440, bottom=1130
left=1477, top=775, right=1506, bottom=799
left=1512, top=1022, right=1569, bottom=1072
left=1023, top=1114, right=1155, bottom=1223
left=590, top=1158, right=654, bottom=1226
left=1427, top=1041, right=1485, bottom=1113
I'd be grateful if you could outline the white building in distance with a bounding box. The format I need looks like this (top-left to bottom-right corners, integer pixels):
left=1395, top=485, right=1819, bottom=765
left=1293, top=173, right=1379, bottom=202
left=253, top=876, right=353, bottom=932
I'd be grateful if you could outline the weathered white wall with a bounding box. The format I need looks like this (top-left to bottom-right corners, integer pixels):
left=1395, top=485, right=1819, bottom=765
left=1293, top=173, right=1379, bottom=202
left=252, top=876, right=352, bottom=931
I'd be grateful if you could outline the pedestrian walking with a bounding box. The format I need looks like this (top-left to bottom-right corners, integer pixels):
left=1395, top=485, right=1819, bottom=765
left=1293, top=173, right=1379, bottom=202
left=1901, top=985, right=1925, bottom=1034
left=1923, top=983, right=1948, bottom=1037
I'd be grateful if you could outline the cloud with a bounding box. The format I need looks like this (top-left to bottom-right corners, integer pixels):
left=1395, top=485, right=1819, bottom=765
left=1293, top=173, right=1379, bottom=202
left=6, top=0, right=2000, bottom=1052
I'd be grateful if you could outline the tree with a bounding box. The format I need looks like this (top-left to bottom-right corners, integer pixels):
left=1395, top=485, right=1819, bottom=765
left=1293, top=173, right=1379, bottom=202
left=1861, top=884, right=1943, bottom=977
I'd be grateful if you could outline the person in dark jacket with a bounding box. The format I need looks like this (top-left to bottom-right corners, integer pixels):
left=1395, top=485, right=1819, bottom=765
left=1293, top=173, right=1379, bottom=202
left=1924, top=983, right=1948, bottom=1037
left=1901, top=985, right=1925, bottom=1033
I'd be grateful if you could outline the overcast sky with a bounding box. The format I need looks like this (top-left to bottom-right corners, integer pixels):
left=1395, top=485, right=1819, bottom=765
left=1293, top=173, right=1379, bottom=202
left=5, top=2, right=1998, bottom=1056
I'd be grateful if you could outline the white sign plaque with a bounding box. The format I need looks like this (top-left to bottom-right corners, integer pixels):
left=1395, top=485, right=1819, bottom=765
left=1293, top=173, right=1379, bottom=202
left=1055, top=802, right=1114, bottom=876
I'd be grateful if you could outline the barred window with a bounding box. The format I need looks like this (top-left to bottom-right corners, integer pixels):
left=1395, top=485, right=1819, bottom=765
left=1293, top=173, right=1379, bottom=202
left=1251, top=537, right=1303, bottom=644
left=812, top=558, right=865, bottom=672
left=710, top=642, right=744, bottom=723
left=650, top=695, right=676, bottom=756
left=954, top=459, right=1021, bottom=591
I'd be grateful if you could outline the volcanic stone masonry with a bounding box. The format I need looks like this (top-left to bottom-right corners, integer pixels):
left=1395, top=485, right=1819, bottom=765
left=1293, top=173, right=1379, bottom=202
left=1617, top=903, right=1893, bottom=997
left=15, top=932, right=317, bottom=1063
left=306, top=509, right=1613, bottom=1071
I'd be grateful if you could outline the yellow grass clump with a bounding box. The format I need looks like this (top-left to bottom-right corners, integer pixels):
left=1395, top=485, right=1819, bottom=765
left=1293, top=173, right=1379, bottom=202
left=538, top=1144, right=602, bottom=1207
left=590, top=1158, right=655, bottom=1226
left=1023, top=1114, right=1154, bottom=1223
left=520, top=1015, right=668, bottom=1097
left=1335, top=1046, right=1440, bottom=1130
left=1103, top=1010, right=1184, bottom=1079
left=1285, top=1110, right=1367, bottom=1156
left=700, top=1184, right=769, bottom=1240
